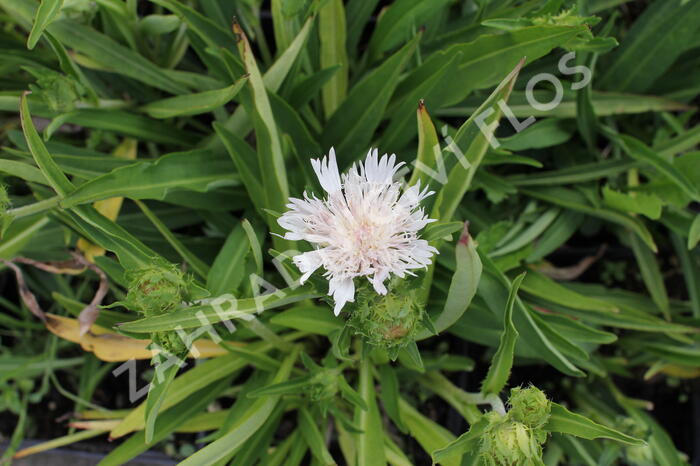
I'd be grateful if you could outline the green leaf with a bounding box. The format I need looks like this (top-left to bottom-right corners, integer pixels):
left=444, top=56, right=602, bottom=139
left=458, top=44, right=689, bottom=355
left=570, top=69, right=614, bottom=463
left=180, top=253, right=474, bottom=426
left=269, top=305, right=342, bottom=335
left=117, top=287, right=319, bottom=332
left=27, top=0, right=62, bottom=49
left=689, top=215, right=700, bottom=250
left=431, top=58, right=522, bottom=223
left=319, top=0, right=348, bottom=119
left=521, top=186, right=657, bottom=252
left=378, top=365, right=406, bottom=433
left=545, top=403, right=645, bottom=446
left=354, top=348, right=387, bottom=466
left=521, top=271, right=619, bottom=314
left=178, top=347, right=299, bottom=466
left=442, top=90, right=691, bottom=119
left=60, top=150, right=236, bottom=207
left=207, top=223, right=250, bottom=295
left=605, top=131, right=700, bottom=202
left=481, top=272, right=525, bottom=395
left=431, top=416, right=490, bottom=462
left=602, top=186, right=663, bottom=220
left=399, top=397, right=460, bottom=466
left=491, top=208, right=560, bottom=257
left=0, top=216, right=50, bottom=259
left=234, top=21, right=289, bottom=238
left=400, top=25, right=589, bottom=111
left=500, top=119, right=575, bottom=152
left=140, top=76, right=248, bottom=118
left=419, top=225, right=482, bottom=338
left=99, top=378, right=229, bottom=466
left=509, top=159, right=639, bottom=187
left=409, top=100, right=441, bottom=188
left=214, top=123, right=267, bottom=216
left=247, top=376, right=313, bottom=398
left=58, top=110, right=197, bottom=145
left=151, top=0, right=233, bottom=51
left=0, top=159, right=48, bottom=185
left=19, top=93, right=73, bottom=196
left=479, top=257, right=584, bottom=377
left=599, top=0, right=700, bottom=93
left=144, top=359, right=180, bottom=443
left=422, top=221, right=464, bottom=242
left=299, top=407, right=336, bottom=465
left=627, top=232, right=670, bottom=319
left=368, top=0, right=451, bottom=58
left=322, top=34, right=420, bottom=168
left=134, top=200, right=210, bottom=280
left=47, top=19, right=189, bottom=94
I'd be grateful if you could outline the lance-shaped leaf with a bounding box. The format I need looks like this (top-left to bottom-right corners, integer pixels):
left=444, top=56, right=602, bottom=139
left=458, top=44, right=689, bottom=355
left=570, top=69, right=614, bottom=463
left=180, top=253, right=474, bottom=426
left=545, top=403, right=645, bottom=446
left=479, top=255, right=584, bottom=377
left=233, top=21, right=290, bottom=240
left=27, top=0, right=62, bottom=49
left=604, top=129, right=700, bottom=202
left=135, top=200, right=210, bottom=280
left=520, top=186, right=657, bottom=252
left=109, top=342, right=277, bottom=439
left=178, top=347, right=299, bottom=465
left=117, top=287, right=319, bottom=333
left=354, top=346, right=386, bottom=466
left=19, top=92, right=73, bottom=196
left=399, top=397, right=460, bottom=466
left=299, top=407, right=336, bottom=466
left=431, top=59, right=523, bottom=223
left=628, top=232, right=670, bottom=319
left=322, top=34, right=420, bottom=168
left=431, top=416, right=490, bottom=463
left=47, top=19, right=189, bottom=94
left=140, top=76, right=248, bottom=118
left=99, top=378, right=230, bottom=466
left=409, top=100, right=444, bottom=195
left=318, top=0, right=348, bottom=119
left=144, top=358, right=180, bottom=443
left=60, top=150, right=237, bottom=208
left=418, top=224, right=482, bottom=339
left=480, top=273, right=525, bottom=395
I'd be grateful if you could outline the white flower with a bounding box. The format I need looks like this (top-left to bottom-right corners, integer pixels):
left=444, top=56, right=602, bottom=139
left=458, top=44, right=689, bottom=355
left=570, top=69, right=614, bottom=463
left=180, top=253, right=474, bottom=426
left=278, top=148, right=437, bottom=315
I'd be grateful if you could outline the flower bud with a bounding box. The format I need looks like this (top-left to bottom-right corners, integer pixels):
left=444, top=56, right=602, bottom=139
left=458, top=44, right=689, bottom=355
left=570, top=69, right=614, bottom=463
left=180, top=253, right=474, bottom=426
left=308, top=369, right=340, bottom=402
left=152, top=331, right=188, bottom=357
left=619, top=417, right=653, bottom=465
left=347, top=281, right=423, bottom=351
left=480, top=415, right=540, bottom=465
left=125, top=261, right=189, bottom=317
left=508, top=386, right=551, bottom=429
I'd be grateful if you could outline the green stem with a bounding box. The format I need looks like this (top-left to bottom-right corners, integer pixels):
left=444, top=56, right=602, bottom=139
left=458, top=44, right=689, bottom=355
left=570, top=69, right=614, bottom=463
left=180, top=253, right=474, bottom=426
left=7, top=196, right=61, bottom=218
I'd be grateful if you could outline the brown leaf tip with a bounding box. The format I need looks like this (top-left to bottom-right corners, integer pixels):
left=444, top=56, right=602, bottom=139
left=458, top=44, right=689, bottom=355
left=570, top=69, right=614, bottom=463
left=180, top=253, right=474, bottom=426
left=458, top=221, right=471, bottom=245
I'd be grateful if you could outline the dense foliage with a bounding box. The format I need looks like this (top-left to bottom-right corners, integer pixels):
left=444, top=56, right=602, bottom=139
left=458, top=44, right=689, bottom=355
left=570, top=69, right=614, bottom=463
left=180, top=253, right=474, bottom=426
left=1, top=0, right=699, bottom=464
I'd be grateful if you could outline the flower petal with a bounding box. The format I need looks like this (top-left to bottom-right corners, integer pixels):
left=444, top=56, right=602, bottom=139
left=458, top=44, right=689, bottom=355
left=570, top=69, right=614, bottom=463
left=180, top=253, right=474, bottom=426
left=370, top=269, right=389, bottom=295
left=293, top=250, right=323, bottom=284
left=328, top=277, right=355, bottom=315
left=311, top=147, right=342, bottom=194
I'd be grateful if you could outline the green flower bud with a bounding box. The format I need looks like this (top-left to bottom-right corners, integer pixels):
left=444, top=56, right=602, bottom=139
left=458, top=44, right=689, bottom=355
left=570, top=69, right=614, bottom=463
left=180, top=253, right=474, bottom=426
left=152, top=331, right=188, bottom=357
left=618, top=417, right=654, bottom=465
left=347, top=281, right=423, bottom=351
left=125, top=261, right=189, bottom=317
left=480, top=416, right=541, bottom=466
left=308, top=369, right=340, bottom=402
left=508, top=386, right=551, bottom=429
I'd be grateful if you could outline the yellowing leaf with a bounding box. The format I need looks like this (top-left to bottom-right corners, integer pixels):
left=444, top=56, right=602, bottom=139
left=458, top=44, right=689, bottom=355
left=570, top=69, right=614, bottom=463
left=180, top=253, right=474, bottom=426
left=45, top=313, right=228, bottom=361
